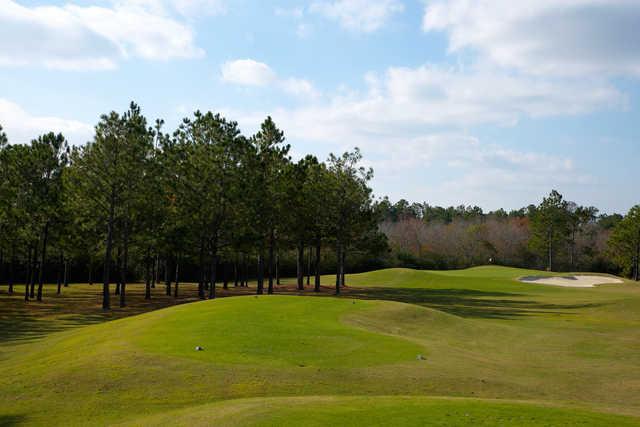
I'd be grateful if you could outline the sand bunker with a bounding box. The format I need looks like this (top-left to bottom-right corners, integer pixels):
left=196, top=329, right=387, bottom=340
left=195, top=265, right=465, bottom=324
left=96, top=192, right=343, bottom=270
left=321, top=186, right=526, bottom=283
left=519, top=275, right=623, bottom=287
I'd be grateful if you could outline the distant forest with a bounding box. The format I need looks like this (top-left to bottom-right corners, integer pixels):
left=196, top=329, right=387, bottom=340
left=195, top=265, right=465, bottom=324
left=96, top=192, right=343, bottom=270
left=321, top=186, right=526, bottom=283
left=377, top=191, right=639, bottom=278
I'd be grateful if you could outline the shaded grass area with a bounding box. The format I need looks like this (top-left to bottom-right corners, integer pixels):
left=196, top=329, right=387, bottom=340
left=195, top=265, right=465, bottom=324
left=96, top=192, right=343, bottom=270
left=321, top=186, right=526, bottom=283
left=342, top=287, right=606, bottom=319
left=0, top=281, right=339, bottom=346
left=0, top=415, right=26, bottom=427
left=0, top=283, right=202, bottom=345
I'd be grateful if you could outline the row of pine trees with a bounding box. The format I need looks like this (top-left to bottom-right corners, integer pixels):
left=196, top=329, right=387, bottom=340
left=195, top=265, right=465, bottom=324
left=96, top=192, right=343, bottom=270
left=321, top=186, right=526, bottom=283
left=0, top=103, right=381, bottom=309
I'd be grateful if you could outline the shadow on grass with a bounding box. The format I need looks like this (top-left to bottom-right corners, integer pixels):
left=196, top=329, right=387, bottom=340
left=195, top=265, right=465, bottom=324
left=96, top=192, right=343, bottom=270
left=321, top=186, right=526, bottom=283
left=0, top=281, right=608, bottom=346
left=0, top=415, right=26, bottom=427
left=0, top=284, right=202, bottom=345
left=341, top=287, right=605, bottom=319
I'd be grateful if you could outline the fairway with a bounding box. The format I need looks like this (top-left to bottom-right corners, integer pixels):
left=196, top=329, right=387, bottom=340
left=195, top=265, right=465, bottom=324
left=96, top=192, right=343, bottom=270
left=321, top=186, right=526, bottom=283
left=1, top=266, right=640, bottom=426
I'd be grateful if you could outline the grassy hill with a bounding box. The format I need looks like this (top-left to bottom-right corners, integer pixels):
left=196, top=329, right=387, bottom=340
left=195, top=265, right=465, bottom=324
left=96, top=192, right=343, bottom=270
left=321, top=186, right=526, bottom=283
left=1, top=266, right=639, bottom=425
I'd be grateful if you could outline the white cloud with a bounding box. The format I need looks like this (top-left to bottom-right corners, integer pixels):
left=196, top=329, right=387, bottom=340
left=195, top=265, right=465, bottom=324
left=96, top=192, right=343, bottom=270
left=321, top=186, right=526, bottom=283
left=230, top=64, right=621, bottom=145
left=378, top=64, right=624, bottom=124
left=0, top=0, right=205, bottom=70
left=218, top=58, right=624, bottom=162
left=310, top=0, right=403, bottom=33
left=280, top=78, right=321, bottom=99
left=423, top=0, right=640, bottom=77
left=220, top=59, right=320, bottom=99
left=219, top=61, right=623, bottom=207
left=113, top=0, right=227, bottom=18
left=220, top=59, right=277, bottom=86
left=0, top=99, right=93, bottom=145
left=170, top=0, right=226, bottom=17
left=358, top=133, right=589, bottom=208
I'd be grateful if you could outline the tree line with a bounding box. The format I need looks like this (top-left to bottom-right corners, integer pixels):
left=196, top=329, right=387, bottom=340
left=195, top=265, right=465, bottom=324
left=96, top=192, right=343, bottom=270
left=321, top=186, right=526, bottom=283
left=0, top=103, right=381, bottom=309
left=2, top=104, right=638, bottom=310
left=378, top=191, right=639, bottom=279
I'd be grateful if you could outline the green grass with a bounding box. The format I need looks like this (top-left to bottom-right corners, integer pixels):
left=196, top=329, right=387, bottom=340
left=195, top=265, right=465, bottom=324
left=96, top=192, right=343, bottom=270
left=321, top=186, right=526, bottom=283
left=118, top=396, right=640, bottom=426
left=1, top=265, right=639, bottom=426
left=137, top=297, right=420, bottom=367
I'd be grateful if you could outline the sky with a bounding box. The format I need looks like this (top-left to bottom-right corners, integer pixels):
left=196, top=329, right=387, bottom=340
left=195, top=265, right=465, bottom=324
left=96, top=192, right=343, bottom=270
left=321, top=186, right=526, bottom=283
left=0, top=0, right=638, bottom=213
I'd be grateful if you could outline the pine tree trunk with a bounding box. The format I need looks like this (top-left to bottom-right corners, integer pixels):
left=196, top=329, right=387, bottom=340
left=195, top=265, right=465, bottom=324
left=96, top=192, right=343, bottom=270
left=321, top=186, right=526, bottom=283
left=198, top=241, right=205, bottom=299
left=63, top=260, right=69, bottom=288
left=296, top=242, right=304, bottom=291
left=115, top=246, right=122, bottom=295
left=306, top=246, right=311, bottom=286
left=341, top=249, right=346, bottom=287
left=152, top=254, right=158, bottom=288
left=173, top=257, right=180, bottom=298
left=243, top=254, right=249, bottom=287
left=56, top=253, right=62, bottom=295
left=223, top=262, right=229, bottom=290
left=36, top=222, right=49, bottom=301
left=29, top=243, right=38, bottom=299
left=209, top=254, right=218, bottom=299
left=25, top=247, right=32, bottom=301
left=234, top=257, right=239, bottom=287
left=120, top=228, right=129, bottom=308
left=275, top=251, right=280, bottom=285
left=8, top=254, right=14, bottom=295
left=335, top=243, right=341, bottom=295
left=314, top=238, right=321, bottom=292
left=164, top=258, right=172, bottom=296
left=102, top=189, right=115, bottom=310
left=257, top=251, right=264, bottom=295
left=268, top=230, right=275, bottom=294
left=145, top=248, right=151, bottom=300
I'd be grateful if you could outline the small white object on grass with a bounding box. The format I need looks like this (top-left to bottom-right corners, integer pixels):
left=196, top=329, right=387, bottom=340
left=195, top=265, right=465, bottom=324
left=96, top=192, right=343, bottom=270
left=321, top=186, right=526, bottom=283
left=195, top=346, right=203, bottom=351
left=416, top=354, right=426, bottom=360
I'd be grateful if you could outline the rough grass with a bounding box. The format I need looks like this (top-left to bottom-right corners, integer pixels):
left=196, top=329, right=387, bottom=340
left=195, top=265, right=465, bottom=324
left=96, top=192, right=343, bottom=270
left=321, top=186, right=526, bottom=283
left=1, top=266, right=639, bottom=426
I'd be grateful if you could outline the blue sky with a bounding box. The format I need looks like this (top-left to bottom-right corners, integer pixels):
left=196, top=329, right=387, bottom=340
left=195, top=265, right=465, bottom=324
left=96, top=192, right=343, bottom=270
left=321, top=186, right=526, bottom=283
left=1, top=0, right=638, bottom=213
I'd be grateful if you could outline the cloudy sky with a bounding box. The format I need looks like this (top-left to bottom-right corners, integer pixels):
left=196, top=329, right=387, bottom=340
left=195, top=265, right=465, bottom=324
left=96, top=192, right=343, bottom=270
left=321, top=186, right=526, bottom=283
left=1, top=0, right=638, bottom=213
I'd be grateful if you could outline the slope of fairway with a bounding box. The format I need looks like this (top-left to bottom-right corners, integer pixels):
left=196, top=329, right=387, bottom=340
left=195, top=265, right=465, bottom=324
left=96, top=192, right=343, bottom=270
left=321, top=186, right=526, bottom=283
left=119, top=396, right=640, bottom=427
left=1, top=265, right=640, bottom=426
left=0, top=296, right=428, bottom=425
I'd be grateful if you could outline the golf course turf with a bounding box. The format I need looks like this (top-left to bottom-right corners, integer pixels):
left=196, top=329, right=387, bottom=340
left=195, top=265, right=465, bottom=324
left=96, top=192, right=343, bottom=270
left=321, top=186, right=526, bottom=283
left=1, top=266, right=639, bottom=425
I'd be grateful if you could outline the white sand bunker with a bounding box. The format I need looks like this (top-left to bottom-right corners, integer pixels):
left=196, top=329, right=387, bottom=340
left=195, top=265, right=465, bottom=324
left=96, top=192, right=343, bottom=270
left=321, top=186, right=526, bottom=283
left=519, top=275, right=623, bottom=288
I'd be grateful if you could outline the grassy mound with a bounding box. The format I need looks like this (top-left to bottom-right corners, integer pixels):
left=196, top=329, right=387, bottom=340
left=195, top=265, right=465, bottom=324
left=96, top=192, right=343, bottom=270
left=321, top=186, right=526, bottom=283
left=1, top=266, right=639, bottom=425
left=0, top=296, right=429, bottom=425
